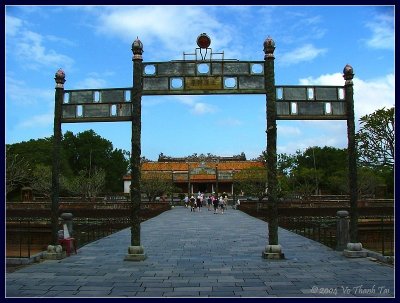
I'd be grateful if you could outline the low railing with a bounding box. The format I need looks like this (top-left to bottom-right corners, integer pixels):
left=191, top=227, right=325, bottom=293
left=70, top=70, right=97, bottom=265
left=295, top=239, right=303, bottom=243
left=279, top=216, right=337, bottom=249
left=238, top=201, right=394, bottom=257
left=73, top=218, right=131, bottom=248
left=279, top=215, right=394, bottom=256
left=6, top=201, right=171, bottom=259
left=6, top=218, right=131, bottom=258
left=358, top=216, right=394, bottom=256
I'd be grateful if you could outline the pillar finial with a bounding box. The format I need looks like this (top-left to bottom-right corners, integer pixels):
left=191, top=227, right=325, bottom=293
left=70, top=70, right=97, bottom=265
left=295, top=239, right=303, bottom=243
left=343, top=64, right=354, bottom=84
left=263, top=36, right=275, bottom=59
left=132, top=37, right=144, bottom=60
left=54, top=68, right=66, bottom=88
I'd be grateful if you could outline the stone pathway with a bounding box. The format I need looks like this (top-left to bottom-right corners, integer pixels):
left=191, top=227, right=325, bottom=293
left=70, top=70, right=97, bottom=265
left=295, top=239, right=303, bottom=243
left=6, top=206, right=394, bottom=297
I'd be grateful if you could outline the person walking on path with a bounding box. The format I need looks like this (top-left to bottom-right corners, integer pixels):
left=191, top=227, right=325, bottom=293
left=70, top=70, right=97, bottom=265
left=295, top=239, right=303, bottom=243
left=207, top=195, right=212, bottom=211
left=184, top=195, right=189, bottom=208
left=219, top=195, right=225, bottom=214
left=196, top=195, right=201, bottom=212
left=212, top=194, right=219, bottom=214
left=222, top=192, right=229, bottom=212
left=190, top=195, right=196, bottom=212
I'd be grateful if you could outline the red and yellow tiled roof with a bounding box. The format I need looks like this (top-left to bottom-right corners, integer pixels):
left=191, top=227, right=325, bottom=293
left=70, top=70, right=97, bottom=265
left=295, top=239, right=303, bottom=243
left=124, top=160, right=264, bottom=180
left=141, top=161, right=264, bottom=171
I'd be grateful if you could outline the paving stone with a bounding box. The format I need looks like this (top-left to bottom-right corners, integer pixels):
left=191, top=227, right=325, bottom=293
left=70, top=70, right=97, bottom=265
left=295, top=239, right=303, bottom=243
left=6, top=207, right=394, bottom=298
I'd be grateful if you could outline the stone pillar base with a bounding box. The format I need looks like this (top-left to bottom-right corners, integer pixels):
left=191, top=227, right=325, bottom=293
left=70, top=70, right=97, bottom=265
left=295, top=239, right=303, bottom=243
left=44, top=245, right=66, bottom=260
left=262, top=244, right=285, bottom=259
left=124, top=245, right=147, bottom=261
left=343, top=242, right=367, bottom=258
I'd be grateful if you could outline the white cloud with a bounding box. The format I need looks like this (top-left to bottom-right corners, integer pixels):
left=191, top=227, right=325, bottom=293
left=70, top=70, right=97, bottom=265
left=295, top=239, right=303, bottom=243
left=46, top=34, right=76, bottom=47
left=191, top=102, right=216, bottom=115
left=299, top=73, right=343, bottom=86
left=6, top=76, right=54, bottom=106
left=5, top=15, right=23, bottom=36
left=6, top=15, right=74, bottom=71
left=353, top=74, right=395, bottom=118
left=278, top=126, right=347, bottom=155
left=17, top=113, right=54, bottom=128
left=278, top=44, right=327, bottom=66
left=75, top=77, right=108, bottom=89
left=173, top=95, right=196, bottom=107
left=91, top=6, right=236, bottom=59
left=169, top=95, right=217, bottom=115
left=217, top=118, right=243, bottom=127
left=278, top=124, right=301, bottom=136
left=365, top=13, right=394, bottom=50
left=16, top=30, right=74, bottom=70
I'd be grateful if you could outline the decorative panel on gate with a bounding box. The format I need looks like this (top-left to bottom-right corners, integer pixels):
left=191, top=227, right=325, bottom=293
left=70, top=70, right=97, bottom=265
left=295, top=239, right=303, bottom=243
left=61, top=88, right=132, bottom=123
left=275, top=86, right=347, bottom=120
left=142, top=60, right=265, bottom=95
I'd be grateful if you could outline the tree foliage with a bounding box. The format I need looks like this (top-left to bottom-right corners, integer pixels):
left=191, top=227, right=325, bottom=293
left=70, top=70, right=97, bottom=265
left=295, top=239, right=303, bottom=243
left=273, top=143, right=393, bottom=198
left=30, top=164, right=53, bottom=198
left=233, top=167, right=267, bottom=201
left=6, top=148, right=31, bottom=194
left=62, top=130, right=129, bottom=192
left=65, top=168, right=106, bottom=199
left=276, top=146, right=348, bottom=197
left=141, top=171, right=174, bottom=202
left=356, top=107, right=394, bottom=169
left=6, top=129, right=129, bottom=198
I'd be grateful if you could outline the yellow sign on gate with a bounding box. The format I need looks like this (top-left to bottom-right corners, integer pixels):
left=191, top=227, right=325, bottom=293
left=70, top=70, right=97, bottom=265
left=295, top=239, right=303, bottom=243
left=185, top=76, right=222, bottom=90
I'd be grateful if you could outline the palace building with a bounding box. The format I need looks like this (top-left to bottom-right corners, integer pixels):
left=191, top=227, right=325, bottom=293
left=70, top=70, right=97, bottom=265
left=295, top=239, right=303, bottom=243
left=123, top=153, right=264, bottom=195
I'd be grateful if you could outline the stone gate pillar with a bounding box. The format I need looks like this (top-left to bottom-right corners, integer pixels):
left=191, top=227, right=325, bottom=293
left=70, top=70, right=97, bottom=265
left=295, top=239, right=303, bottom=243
left=262, top=37, right=284, bottom=259
left=125, top=37, right=146, bottom=261
left=51, top=69, right=65, bottom=245
left=342, top=64, right=366, bottom=258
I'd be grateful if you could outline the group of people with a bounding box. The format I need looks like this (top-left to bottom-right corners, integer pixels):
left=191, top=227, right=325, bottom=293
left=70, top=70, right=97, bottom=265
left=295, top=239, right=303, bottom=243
left=184, top=192, right=229, bottom=214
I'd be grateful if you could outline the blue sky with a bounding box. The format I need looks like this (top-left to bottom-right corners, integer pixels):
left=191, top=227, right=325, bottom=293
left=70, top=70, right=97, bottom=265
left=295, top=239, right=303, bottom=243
left=5, top=5, right=394, bottom=161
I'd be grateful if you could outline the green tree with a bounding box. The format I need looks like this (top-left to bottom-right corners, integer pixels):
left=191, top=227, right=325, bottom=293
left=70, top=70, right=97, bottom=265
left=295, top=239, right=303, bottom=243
left=141, top=171, right=174, bottom=202
left=233, top=167, right=267, bottom=201
left=277, top=147, right=347, bottom=197
left=7, top=130, right=129, bottom=195
left=6, top=148, right=31, bottom=195
left=7, top=138, right=72, bottom=177
left=327, top=167, right=385, bottom=197
left=356, top=107, right=394, bottom=169
left=61, top=130, right=129, bottom=192
left=289, top=167, right=323, bottom=199
left=29, top=164, right=71, bottom=198
left=30, top=164, right=53, bottom=198
left=65, top=168, right=106, bottom=199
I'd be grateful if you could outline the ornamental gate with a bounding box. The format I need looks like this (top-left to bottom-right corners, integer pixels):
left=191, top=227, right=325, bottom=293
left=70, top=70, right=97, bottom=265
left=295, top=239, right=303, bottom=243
left=52, top=34, right=359, bottom=260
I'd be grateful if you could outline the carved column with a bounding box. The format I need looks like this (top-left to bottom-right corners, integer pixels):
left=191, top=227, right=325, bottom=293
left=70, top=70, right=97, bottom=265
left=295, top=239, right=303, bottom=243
left=44, top=69, right=66, bottom=260
left=263, top=37, right=284, bottom=259
left=342, top=64, right=366, bottom=258
left=125, top=38, right=146, bottom=261
left=51, top=69, right=65, bottom=245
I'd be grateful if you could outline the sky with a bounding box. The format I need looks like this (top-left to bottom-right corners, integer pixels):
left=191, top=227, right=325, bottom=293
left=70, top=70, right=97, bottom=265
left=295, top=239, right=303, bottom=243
left=5, top=5, right=395, bottom=161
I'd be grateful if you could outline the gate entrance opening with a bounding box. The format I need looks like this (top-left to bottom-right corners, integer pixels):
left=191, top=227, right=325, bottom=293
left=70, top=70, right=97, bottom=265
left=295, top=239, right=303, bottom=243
left=51, top=34, right=359, bottom=260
